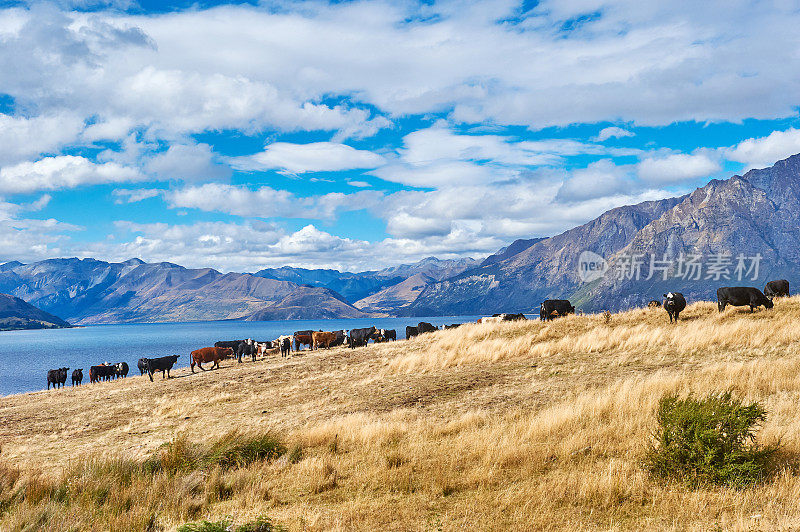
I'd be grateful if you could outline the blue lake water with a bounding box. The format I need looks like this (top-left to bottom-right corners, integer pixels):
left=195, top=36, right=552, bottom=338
left=0, top=316, right=482, bottom=396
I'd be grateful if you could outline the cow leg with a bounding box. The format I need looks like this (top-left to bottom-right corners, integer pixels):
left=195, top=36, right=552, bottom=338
left=191, top=362, right=195, bottom=373
left=197, top=361, right=206, bottom=371
left=166, top=369, right=171, bottom=379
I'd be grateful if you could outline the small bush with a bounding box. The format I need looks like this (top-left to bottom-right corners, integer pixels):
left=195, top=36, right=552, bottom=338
left=177, top=519, right=231, bottom=532
left=287, top=445, right=303, bottom=464
left=646, top=391, right=778, bottom=488
left=207, top=433, right=286, bottom=470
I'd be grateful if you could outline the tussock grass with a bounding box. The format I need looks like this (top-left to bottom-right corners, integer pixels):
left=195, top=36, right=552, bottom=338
left=3, top=297, right=800, bottom=529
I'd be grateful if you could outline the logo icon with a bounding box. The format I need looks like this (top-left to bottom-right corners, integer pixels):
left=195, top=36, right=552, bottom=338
left=578, top=251, right=608, bottom=283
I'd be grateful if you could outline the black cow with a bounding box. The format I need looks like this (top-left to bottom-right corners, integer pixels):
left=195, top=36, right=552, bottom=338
left=764, top=280, right=790, bottom=299
left=236, top=340, right=256, bottom=363
left=662, top=292, right=687, bottom=323
left=215, top=340, right=243, bottom=350
left=145, top=355, right=180, bottom=382
left=280, top=337, right=291, bottom=357
left=406, top=326, right=419, bottom=339
left=540, top=300, right=575, bottom=321
left=717, top=287, right=774, bottom=313
left=331, top=330, right=347, bottom=347
left=137, top=358, right=148, bottom=376
left=71, top=368, right=83, bottom=386
left=348, top=326, right=376, bottom=348
left=115, top=362, right=129, bottom=378
left=417, top=322, right=437, bottom=334
left=47, top=367, right=68, bottom=390
left=444, top=324, right=461, bottom=329
left=382, top=329, right=396, bottom=341
left=89, top=364, right=115, bottom=383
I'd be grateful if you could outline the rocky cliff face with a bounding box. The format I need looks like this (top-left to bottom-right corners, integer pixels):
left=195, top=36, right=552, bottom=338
left=405, top=154, right=800, bottom=315
left=0, top=259, right=370, bottom=324
left=0, top=293, right=70, bottom=330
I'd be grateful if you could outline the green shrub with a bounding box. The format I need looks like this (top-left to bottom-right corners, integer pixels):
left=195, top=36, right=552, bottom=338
left=207, top=433, right=286, bottom=470
left=646, top=391, right=778, bottom=488
left=177, top=519, right=231, bottom=532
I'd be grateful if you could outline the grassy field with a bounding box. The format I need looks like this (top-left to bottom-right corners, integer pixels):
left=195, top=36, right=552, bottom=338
left=2, top=297, right=800, bottom=530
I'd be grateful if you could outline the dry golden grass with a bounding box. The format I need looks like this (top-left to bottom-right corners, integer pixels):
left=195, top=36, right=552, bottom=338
left=2, top=297, right=800, bottom=530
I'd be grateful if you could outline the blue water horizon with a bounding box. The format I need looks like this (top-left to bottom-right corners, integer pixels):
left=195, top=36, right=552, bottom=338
left=0, top=315, right=487, bottom=396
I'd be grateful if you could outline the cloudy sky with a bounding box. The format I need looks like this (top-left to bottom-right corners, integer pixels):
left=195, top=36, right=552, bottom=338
left=1, top=0, right=800, bottom=272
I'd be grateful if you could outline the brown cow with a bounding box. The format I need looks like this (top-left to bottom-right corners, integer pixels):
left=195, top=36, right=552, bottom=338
left=312, top=331, right=337, bottom=350
left=190, top=347, right=233, bottom=373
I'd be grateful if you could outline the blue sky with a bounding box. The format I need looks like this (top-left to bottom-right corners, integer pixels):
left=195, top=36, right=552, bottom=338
left=1, top=0, right=800, bottom=272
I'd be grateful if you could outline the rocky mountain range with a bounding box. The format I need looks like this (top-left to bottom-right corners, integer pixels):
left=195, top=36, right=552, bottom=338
left=0, top=256, right=478, bottom=325
left=404, top=154, right=800, bottom=314
left=0, top=293, right=70, bottom=330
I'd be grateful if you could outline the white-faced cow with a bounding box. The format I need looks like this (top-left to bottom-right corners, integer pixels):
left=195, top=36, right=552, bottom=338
left=662, top=292, right=687, bottom=323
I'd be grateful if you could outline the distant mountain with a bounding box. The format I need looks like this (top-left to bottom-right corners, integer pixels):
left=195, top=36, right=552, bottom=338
left=254, top=256, right=478, bottom=302
left=0, top=293, right=70, bottom=330
left=354, top=273, right=434, bottom=313
left=404, top=154, right=800, bottom=315
left=0, top=258, right=371, bottom=325
left=246, top=286, right=372, bottom=320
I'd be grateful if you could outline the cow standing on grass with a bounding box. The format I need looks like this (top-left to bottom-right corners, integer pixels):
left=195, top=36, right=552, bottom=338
left=191, top=347, right=232, bottom=372
left=717, top=287, right=773, bottom=313
left=145, top=355, right=180, bottom=381
left=662, top=292, right=687, bottom=323
left=71, top=369, right=83, bottom=386
left=406, top=326, right=419, bottom=339
left=540, top=300, right=575, bottom=321
left=47, top=367, right=68, bottom=390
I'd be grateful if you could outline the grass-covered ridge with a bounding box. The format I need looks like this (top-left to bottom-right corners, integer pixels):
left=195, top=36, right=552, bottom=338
left=2, top=297, right=800, bottom=530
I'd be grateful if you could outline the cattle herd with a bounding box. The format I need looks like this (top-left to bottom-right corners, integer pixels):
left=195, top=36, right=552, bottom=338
left=43, top=280, right=791, bottom=391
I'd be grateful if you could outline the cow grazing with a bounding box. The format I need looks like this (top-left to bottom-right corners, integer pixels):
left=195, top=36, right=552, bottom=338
left=294, top=330, right=314, bottom=351
left=647, top=300, right=662, bottom=308
left=478, top=316, right=503, bottom=324
left=717, top=287, right=774, bottom=313
left=406, top=325, right=419, bottom=339
left=47, top=367, right=68, bottom=390
left=500, top=313, right=527, bottom=321
left=191, top=347, right=233, bottom=372
left=382, top=329, right=397, bottom=341
left=662, top=292, right=687, bottom=323
left=137, top=358, right=148, bottom=376
left=540, top=300, right=575, bottom=321
left=764, top=279, right=790, bottom=299
left=417, top=322, right=438, bottom=333
left=145, top=355, right=180, bottom=381
left=312, top=331, right=337, bottom=349
left=348, top=327, right=376, bottom=348
left=71, top=368, right=83, bottom=386
left=444, top=324, right=461, bottom=329
left=115, top=362, right=129, bottom=378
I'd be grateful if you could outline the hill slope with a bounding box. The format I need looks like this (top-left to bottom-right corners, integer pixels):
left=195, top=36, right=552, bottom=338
left=2, top=298, right=800, bottom=530
left=0, top=293, right=70, bottom=330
